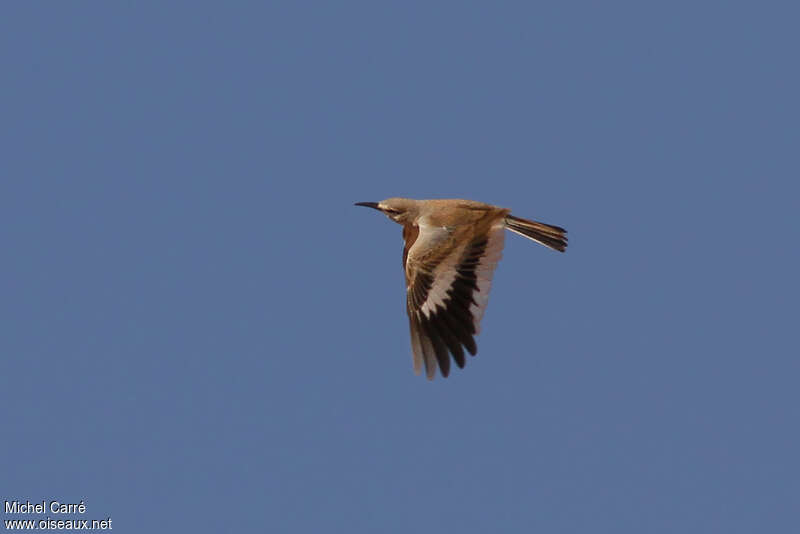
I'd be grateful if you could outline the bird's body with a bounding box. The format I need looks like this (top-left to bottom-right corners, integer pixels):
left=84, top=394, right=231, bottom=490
left=356, top=197, right=567, bottom=380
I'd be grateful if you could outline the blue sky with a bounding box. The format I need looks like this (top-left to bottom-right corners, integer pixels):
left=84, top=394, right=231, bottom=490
left=2, top=2, right=798, bottom=532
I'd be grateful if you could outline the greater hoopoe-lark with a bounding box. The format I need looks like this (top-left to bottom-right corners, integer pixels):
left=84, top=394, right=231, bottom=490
left=355, top=197, right=567, bottom=380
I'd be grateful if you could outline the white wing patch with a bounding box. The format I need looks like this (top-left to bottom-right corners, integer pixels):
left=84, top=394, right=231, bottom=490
left=469, top=222, right=505, bottom=333
left=408, top=224, right=462, bottom=319
left=412, top=222, right=504, bottom=329
left=420, top=265, right=458, bottom=318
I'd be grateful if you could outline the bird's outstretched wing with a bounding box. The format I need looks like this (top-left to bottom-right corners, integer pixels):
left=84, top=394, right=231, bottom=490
left=403, top=220, right=505, bottom=379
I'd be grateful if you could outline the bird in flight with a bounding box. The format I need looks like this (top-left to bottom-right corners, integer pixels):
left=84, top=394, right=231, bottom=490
left=355, top=197, right=567, bottom=380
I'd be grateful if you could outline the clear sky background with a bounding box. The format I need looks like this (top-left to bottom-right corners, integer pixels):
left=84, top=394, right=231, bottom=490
left=2, top=2, right=798, bottom=532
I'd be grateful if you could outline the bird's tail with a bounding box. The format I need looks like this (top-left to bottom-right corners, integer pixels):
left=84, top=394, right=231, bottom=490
left=505, top=214, right=568, bottom=252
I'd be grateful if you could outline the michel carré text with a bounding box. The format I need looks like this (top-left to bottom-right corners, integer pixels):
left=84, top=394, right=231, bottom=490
left=5, top=500, right=86, bottom=514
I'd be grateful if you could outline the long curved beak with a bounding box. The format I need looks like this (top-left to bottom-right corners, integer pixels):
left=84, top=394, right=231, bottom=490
left=354, top=201, right=381, bottom=211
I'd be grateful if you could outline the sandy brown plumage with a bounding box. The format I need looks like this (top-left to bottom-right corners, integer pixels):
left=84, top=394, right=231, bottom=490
left=356, top=198, right=567, bottom=379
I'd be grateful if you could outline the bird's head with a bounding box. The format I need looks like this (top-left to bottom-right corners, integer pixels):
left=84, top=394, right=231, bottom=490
left=354, top=197, right=419, bottom=225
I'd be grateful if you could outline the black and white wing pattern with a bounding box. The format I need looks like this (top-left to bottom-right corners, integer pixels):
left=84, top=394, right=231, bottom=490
left=403, top=220, right=505, bottom=379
